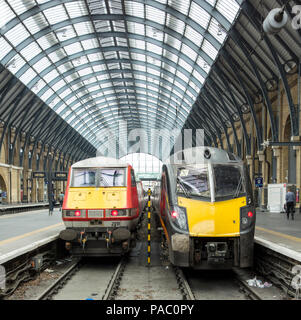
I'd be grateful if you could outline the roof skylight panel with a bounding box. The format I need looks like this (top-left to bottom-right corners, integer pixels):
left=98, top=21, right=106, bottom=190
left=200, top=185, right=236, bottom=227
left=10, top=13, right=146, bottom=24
left=64, top=42, right=83, bottom=55
left=184, top=25, right=203, bottom=47
left=74, top=21, right=94, bottom=36
left=147, top=42, right=162, bottom=56
left=94, top=20, right=111, bottom=32
left=81, top=38, right=99, bottom=50
left=20, top=42, right=42, bottom=61
left=0, top=37, right=12, bottom=60
left=196, top=55, right=210, bottom=73
left=176, top=69, right=189, bottom=84
left=19, top=67, right=38, bottom=85
left=52, top=79, right=66, bottom=92
left=146, top=5, right=165, bottom=25
left=4, top=23, right=30, bottom=47
left=163, top=48, right=179, bottom=64
left=32, top=56, right=51, bottom=73
left=23, top=13, right=49, bottom=34
left=202, top=39, right=218, bottom=60
left=65, top=1, right=88, bottom=19
left=130, top=38, right=145, bottom=50
left=0, top=1, right=16, bottom=29
left=44, top=5, right=68, bottom=25
left=48, top=50, right=66, bottom=63
left=178, top=57, right=193, bottom=74
left=57, top=62, right=73, bottom=73
left=208, top=18, right=226, bottom=43
left=181, top=42, right=197, bottom=62
left=192, top=69, right=205, bottom=84
left=164, top=33, right=181, bottom=51
left=41, top=88, right=55, bottom=101
left=92, top=65, right=106, bottom=73
left=127, top=21, right=145, bottom=36
left=56, top=27, right=77, bottom=42
left=189, top=1, right=211, bottom=29
left=104, top=51, right=118, bottom=59
left=166, top=13, right=186, bottom=34
left=112, top=20, right=125, bottom=32
left=216, top=0, right=240, bottom=23
left=6, top=54, right=26, bottom=73
left=168, top=0, right=190, bottom=15
left=109, top=0, right=123, bottom=14
left=36, top=32, right=58, bottom=50
left=124, top=1, right=144, bottom=19
left=100, top=37, right=115, bottom=47
left=119, top=51, right=130, bottom=59
left=131, top=52, right=145, bottom=62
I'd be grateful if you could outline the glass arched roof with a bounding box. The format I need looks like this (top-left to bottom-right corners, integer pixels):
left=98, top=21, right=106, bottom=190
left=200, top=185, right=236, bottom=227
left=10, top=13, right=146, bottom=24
left=0, top=0, right=241, bottom=149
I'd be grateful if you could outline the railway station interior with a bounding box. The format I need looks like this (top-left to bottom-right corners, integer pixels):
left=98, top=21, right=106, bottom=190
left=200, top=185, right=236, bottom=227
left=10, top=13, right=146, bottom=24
left=0, top=0, right=301, bottom=302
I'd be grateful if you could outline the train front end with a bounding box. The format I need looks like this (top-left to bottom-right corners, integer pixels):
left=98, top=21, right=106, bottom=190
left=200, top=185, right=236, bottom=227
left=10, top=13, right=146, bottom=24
left=161, top=148, right=256, bottom=269
left=59, top=159, right=139, bottom=257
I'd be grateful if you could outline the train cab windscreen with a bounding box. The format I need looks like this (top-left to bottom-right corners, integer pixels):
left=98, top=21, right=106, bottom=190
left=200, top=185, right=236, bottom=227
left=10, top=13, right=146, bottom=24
left=213, top=165, right=245, bottom=200
left=176, top=166, right=211, bottom=200
left=71, top=168, right=126, bottom=187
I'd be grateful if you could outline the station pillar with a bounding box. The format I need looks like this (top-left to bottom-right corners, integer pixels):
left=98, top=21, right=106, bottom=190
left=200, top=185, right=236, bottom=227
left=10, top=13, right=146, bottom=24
left=32, top=177, right=37, bottom=203
left=293, top=136, right=301, bottom=212
left=272, top=146, right=282, bottom=184
left=257, top=151, right=267, bottom=207
left=246, top=155, right=254, bottom=186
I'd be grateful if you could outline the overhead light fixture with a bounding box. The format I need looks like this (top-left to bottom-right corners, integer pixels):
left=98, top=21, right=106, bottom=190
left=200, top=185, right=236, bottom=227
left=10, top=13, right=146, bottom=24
left=263, top=6, right=288, bottom=34
left=6, top=58, right=16, bottom=69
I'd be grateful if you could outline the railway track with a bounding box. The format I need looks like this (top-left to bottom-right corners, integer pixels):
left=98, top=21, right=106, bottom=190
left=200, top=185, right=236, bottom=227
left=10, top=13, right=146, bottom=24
left=36, top=259, right=81, bottom=300
left=36, top=258, right=125, bottom=300
left=174, top=267, right=196, bottom=300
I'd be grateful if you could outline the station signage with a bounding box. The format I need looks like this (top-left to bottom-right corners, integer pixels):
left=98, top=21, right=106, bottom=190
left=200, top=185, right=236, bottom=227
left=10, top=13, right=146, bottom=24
left=52, top=171, right=68, bottom=181
left=255, top=177, right=263, bottom=188
left=32, top=172, right=46, bottom=179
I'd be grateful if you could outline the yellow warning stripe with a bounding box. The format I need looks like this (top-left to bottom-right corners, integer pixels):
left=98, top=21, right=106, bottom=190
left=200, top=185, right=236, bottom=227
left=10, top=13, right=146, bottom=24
left=256, top=226, right=301, bottom=243
left=0, top=223, right=63, bottom=246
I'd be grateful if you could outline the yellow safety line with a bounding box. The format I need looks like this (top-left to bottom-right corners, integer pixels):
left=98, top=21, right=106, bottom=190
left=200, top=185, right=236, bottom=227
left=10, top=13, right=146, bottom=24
left=0, top=223, right=63, bottom=246
left=256, top=226, right=301, bottom=243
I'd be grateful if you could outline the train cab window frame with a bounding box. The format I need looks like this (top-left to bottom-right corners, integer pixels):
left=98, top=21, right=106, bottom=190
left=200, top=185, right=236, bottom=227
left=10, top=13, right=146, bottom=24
left=99, top=168, right=126, bottom=187
left=213, top=164, right=246, bottom=201
left=176, top=165, right=211, bottom=201
left=71, top=168, right=97, bottom=187
left=71, top=167, right=126, bottom=187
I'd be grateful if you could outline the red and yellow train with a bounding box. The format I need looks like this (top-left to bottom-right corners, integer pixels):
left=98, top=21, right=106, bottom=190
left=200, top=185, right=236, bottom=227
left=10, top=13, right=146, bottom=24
left=59, top=156, right=145, bottom=257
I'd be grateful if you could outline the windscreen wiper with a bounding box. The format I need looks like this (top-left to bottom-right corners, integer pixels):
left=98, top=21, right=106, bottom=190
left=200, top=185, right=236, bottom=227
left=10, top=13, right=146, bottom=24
left=233, top=176, right=243, bottom=199
left=177, top=177, right=191, bottom=198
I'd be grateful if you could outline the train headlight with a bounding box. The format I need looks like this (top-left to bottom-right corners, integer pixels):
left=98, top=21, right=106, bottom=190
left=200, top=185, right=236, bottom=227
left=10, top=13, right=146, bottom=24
left=170, top=206, right=188, bottom=232
left=63, top=210, right=85, bottom=218
left=242, top=217, right=248, bottom=225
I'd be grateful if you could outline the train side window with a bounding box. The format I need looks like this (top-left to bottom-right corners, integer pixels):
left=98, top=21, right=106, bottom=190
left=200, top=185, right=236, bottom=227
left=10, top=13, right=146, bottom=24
left=131, top=170, right=136, bottom=187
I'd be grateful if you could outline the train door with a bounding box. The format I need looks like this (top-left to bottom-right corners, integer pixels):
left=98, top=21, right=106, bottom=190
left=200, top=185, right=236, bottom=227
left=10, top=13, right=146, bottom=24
left=130, top=168, right=139, bottom=212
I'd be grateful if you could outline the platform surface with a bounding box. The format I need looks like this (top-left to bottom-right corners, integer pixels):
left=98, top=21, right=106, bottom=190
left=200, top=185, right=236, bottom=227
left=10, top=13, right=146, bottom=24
left=255, top=211, right=301, bottom=262
left=0, top=209, right=64, bottom=264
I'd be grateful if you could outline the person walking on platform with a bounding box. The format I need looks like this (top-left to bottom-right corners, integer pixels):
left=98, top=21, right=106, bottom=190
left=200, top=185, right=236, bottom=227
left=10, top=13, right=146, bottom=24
left=285, top=188, right=295, bottom=220
left=49, top=193, right=55, bottom=216
left=59, top=192, right=64, bottom=211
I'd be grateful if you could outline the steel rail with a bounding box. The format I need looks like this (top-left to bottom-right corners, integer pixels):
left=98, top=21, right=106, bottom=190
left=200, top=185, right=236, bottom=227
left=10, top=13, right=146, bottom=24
left=36, top=259, right=80, bottom=300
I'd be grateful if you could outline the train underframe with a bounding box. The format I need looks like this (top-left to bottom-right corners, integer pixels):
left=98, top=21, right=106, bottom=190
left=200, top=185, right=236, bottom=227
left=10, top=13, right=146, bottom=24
left=168, top=231, right=254, bottom=269
left=60, top=226, right=137, bottom=257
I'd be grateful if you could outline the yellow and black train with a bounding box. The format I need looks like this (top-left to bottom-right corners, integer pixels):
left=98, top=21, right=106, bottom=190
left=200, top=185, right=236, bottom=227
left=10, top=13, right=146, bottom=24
left=155, top=147, right=256, bottom=269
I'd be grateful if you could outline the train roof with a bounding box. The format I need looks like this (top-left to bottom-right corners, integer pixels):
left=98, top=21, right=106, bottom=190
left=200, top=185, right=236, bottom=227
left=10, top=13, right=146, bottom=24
left=166, top=147, right=242, bottom=165
left=71, top=156, right=129, bottom=169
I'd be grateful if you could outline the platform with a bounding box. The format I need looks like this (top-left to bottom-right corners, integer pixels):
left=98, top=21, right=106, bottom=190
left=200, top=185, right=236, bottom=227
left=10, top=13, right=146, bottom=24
left=255, top=211, right=301, bottom=262
left=0, top=208, right=64, bottom=264
left=0, top=203, right=49, bottom=215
